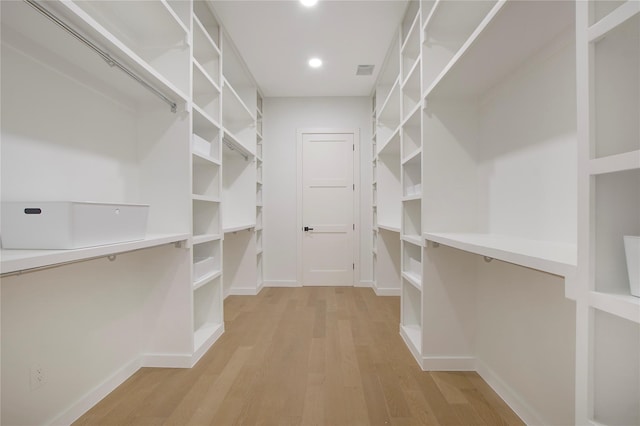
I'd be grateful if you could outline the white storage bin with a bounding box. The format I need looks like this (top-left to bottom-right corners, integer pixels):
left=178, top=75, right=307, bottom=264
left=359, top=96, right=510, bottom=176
left=1, top=202, right=148, bottom=249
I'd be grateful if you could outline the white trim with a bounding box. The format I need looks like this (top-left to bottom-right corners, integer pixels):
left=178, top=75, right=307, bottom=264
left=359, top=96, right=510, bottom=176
left=356, top=280, right=373, bottom=288
left=421, top=356, right=476, bottom=371
left=51, top=358, right=142, bottom=426
left=141, top=353, right=193, bottom=369
left=227, top=287, right=261, bottom=296
left=263, top=280, right=300, bottom=287
left=476, top=360, right=547, bottom=426
left=374, top=287, right=401, bottom=296
left=296, top=128, right=360, bottom=287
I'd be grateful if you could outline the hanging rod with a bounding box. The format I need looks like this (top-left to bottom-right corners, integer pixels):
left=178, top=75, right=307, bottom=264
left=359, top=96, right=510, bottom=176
left=24, top=0, right=178, bottom=113
left=223, top=137, right=249, bottom=161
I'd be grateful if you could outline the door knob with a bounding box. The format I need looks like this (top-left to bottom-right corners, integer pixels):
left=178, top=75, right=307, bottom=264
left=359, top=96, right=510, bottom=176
left=303, top=226, right=314, bottom=232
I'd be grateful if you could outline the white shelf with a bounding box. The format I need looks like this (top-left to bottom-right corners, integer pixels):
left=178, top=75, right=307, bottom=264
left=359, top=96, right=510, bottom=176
left=193, top=151, right=221, bottom=167
left=223, top=223, right=256, bottom=234
left=402, top=148, right=421, bottom=165
left=402, top=271, right=422, bottom=290
left=590, top=150, right=640, bottom=175
left=192, top=234, right=221, bottom=245
left=193, top=321, right=223, bottom=353
left=378, top=127, right=401, bottom=156
left=222, top=78, right=255, bottom=123
left=423, top=232, right=577, bottom=278
left=400, top=324, right=422, bottom=358
left=402, top=235, right=422, bottom=247
left=425, top=0, right=573, bottom=100
left=193, top=59, right=221, bottom=95
left=193, top=104, right=221, bottom=133
left=378, top=224, right=401, bottom=233
left=193, top=270, right=222, bottom=291
left=377, top=77, right=401, bottom=121
left=192, top=194, right=220, bottom=203
left=0, top=233, right=189, bottom=275
left=402, top=194, right=421, bottom=202
left=588, top=0, right=640, bottom=42
left=193, top=14, right=220, bottom=59
left=589, top=291, right=640, bottom=325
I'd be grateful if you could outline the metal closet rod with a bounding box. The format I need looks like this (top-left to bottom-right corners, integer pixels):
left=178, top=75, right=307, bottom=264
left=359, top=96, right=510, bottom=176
left=223, top=138, right=249, bottom=161
left=24, top=0, right=178, bottom=113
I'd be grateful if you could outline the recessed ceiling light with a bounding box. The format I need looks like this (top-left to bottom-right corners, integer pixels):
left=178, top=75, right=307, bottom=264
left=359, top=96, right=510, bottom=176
left=308, top=57, right=322, bottom=68
left=300, top=0, right=318, bottom=7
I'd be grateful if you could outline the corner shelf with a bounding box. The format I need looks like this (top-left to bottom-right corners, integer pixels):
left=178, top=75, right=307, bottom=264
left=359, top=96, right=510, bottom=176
left=423, top=232, right=577, bottom=278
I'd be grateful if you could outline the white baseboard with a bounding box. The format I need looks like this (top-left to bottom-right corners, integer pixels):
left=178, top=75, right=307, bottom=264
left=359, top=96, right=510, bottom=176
left=141, top=353, right=194, bottom=369
left=399, top=326, right=422, bottom=367
left=374, top=287, right=400, bottom=296
left=356, top=280, right=373, bottom=288
left=190, top=324, right=225, bottom=367
left=52, top=358, right=142, bottom=426
left=421, top=356, right=476, bottom=371
left=228, top=287, right=260, bottom=296
left=476, top=360, right=546, bottom=426
left=263, top=280, right=300, bottom=287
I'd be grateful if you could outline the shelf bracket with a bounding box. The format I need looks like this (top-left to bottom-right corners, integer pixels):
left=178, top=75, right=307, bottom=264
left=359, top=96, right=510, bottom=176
left=107, top=255, right=117, bottom=262
left=432, top=241, right=440, bottom=248
left=484, top=256, right=493, bottom=263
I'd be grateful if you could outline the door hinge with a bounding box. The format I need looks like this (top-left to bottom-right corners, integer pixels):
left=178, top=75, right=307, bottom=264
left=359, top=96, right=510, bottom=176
left=353, top=144, right=355, bottom=151
left=353, top=224, right=355, bottom=230
left=353, top=184, right=355, bottom=190
left=353, top=263, right=355, bottom=270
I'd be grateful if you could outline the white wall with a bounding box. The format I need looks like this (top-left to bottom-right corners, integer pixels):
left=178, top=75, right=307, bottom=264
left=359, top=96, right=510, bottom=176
left=263, top=97, right=372, bottom=286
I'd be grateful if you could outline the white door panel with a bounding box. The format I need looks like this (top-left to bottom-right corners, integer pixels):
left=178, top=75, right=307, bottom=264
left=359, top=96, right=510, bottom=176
left=302, top=132, right=354, bottom=286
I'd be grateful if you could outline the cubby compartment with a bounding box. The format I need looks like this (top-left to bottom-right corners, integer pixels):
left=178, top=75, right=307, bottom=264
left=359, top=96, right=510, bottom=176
left=421, top=0, right=437, bottom=28
left=377, top=151, right=401, bottom=231
left=71, top=0, right=190, bottom=96
left=401, top=7, right=421, bottom=82
left=256, top=181, right=263, bottom=206
left=592, top=12, right=639, bottom=159
left=193, top=107, right=221, bottom=160
left=192, top=199, right=220, bottom=238
left=402, top=60, right=421, bottom=120
left=377, top=82, right=401, bottom=147
left=592, top=309, right=640, bottom=426
left=193, top=239, right=221, bottom=285
left=402, top=106, right=421, bottom=160
left=422, top=0, right=497, bottom=94
left=193, top=275, right=223, bottom=351
left=194, top=0, right=220, bottom=47
left=401, top=0, right=420, bottom=46
left=402, top=240, right=422, bottom=288
left=222, top=33, right=257, bottom=114
left=193, top=62, right=221, bottom=122
left=193, top=14, right=221, bottom=85
left=222, top=82, right=256, bottom=154
left=192, top=160, right=220, bottom=200
left=223, top=146, right=256, bottom=232
left=402, top=155, right=421, bottom=198
left=376, top=228, right=401, bottom=290
left=595, top=169, right=640, bottom=297
left=401, top=282, right=422, bottom=352
left=402, top=199, right=422, bottom=241
left=376, top=34, right=400, bottom=109
left=256, top=229, right=263, bottom=253
left=256, top=206, right=263, bottom=229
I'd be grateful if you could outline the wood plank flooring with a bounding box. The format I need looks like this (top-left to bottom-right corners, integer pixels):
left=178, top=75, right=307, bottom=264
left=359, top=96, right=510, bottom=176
left=74, top=287, right=524, bottom=425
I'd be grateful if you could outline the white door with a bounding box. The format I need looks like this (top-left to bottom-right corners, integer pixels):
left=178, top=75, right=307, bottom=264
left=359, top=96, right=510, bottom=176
left=301, top=132, right=355, bottom=286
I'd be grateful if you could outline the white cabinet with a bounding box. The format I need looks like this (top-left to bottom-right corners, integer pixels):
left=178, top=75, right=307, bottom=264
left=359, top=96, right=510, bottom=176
left=576, top=2, right=640, bottom=425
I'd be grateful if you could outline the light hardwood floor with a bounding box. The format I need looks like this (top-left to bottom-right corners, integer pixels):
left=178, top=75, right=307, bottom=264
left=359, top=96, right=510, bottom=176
left=74, top=287, right=524, bottom=425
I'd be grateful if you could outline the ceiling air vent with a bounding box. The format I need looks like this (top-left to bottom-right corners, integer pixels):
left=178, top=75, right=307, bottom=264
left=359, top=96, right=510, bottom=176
left=356, top=65, right=375, bottom=76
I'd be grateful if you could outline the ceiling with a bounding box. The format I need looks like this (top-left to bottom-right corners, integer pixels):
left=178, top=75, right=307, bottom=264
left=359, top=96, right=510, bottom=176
left=211, top=0, right=409, bottom=98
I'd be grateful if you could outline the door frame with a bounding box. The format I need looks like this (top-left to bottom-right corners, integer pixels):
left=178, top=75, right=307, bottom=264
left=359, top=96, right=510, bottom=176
left=296, top=128, right=361, bottom=287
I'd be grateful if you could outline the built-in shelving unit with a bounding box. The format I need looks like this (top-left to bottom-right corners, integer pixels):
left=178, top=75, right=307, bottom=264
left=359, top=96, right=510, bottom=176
left=375, top=1, right=584, bottom=424
left=373, top=32, right=402, bottom=297
left=0, top=1, right=265, bottom=424
left=190, top=0, right=224, bottom=358
left=576, top=2, right=640, bottom=425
